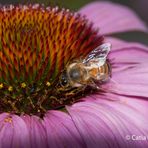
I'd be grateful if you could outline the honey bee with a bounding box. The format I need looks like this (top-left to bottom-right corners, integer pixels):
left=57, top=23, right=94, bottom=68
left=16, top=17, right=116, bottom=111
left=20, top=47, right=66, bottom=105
left=59, top=43, right=111, bottom=90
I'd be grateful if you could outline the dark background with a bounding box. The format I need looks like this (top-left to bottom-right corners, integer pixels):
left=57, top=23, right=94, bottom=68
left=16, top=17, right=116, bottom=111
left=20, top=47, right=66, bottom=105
left=0, top=0, right=148, bottom=45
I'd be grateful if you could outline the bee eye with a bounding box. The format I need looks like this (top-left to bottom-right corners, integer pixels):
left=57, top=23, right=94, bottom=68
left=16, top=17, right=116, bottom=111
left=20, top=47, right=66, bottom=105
left=60, top=72, right=68, bottom=87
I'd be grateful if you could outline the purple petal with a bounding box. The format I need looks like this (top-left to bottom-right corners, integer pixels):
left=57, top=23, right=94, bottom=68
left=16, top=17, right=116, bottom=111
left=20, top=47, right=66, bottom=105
left=106, top=37, right=148, bottom=81
left=43, top=110, right=85, bottom=148
left=105, top=37, right=148, bottom=52
left=21, top=115, right=48, bottom=148
left=66, top=94, right=148, bottom=148
left=79, top=1, right=148, bottom=35
left=104, top=64, right=148, bottom=97
left=0, top=113, right=30, bottom=148
left=102, top=42, right=148, bottom=97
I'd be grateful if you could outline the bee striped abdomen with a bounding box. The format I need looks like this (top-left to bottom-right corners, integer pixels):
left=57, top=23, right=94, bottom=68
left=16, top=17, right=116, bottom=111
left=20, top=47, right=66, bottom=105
left=98, top=62, right=110, bottom=81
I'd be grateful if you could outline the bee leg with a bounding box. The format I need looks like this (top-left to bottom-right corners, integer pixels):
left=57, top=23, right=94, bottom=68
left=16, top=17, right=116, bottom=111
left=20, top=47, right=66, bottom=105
left=88, top=79, right=100, bottom=90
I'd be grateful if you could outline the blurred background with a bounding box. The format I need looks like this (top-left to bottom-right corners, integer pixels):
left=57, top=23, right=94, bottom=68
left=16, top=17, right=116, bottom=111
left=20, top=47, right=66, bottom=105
left=0, top=0, right=147, bottom=44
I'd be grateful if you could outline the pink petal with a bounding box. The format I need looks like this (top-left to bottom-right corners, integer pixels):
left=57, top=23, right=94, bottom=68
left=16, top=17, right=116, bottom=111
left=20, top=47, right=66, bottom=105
left=67, top=94, right=148, bottom=148
left=102, top=42, right=148, bottom=97
left=79, top=1, right=148, bottom=35
left=21, top=115, right=48, bottom=148
left=104, top=64, right=148, bottom=97
left=105, top=37, right=148, bottom=52
left=43, top=110, right=85, bottom=148
left=0, top=113, right=31, bottom=148
left=106, top=37, right=148, bottom=79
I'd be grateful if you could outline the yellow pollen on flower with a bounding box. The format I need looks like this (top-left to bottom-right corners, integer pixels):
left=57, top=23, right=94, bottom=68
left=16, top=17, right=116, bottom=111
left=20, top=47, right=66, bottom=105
left=46, top=81, right=51, bottom=87
left=0, top=83, right=3, bottom=89
left=21, top=82, right=27, bottom=88
left=8, top=86, right=13, bottom=92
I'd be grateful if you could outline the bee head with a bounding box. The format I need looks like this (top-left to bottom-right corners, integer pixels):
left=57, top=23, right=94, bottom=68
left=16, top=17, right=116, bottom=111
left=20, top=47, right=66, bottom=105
left=59, top=62, right=88, bottom=88
left=69, top=66, right=82, bottom=81
left=68, top=63, right=87, bottom=83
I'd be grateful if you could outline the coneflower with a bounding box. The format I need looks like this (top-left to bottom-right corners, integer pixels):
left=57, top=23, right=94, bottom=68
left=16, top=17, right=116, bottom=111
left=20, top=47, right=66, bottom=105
left=0, top=2, right=148, bottom=148
left=0, top=4, right=103, bottom=115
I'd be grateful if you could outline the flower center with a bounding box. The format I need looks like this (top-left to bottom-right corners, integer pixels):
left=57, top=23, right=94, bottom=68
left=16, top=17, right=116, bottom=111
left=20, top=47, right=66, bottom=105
left=0, top=4, right=104, bottom=116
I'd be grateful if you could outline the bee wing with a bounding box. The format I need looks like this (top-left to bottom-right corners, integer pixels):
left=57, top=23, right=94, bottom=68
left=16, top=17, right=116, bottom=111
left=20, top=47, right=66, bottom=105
left=83, top=43, right=111, bottom=66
